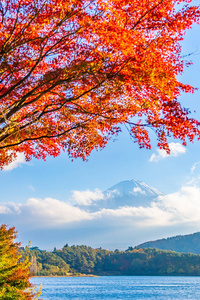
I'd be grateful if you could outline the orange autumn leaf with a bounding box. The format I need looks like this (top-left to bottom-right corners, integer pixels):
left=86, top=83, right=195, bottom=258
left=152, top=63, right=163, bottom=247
left=0, top=0, right=200, bottom=167
left=0, top=225, right=39, bottom=299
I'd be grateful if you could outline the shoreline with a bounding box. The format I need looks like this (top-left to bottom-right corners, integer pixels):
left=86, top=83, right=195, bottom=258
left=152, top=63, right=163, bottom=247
left=33, top=274, right=98, bottom=278
left=32, top=274, right=200, bottom=277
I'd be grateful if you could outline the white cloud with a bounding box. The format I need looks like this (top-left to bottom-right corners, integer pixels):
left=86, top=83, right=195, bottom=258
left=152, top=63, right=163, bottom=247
left=132, top=187, right=146, bottom=195
left=71, top=189, right=104, bottom=206
left=71, top=188, right=121, bottom=206
left=105, top=189, right=120, bottom=198
left=0, top=198, right=92, bottom=228
left=149, top=142, right=186, bottom=162
left=3, top=152, right=26, bottom=171
left=157, top=185, right=200, bottom=225
left=191, top=161, right=200, bottom=174
left=25, top=197, right=92, bottom=225
left=0, top=205, right=12, bottom=214
left=90, top=185, right=200, bottom=228
left=1, top=182, right=200, bottom=250
left=92, top=204, right=171, bottom=227
left=1, top=184, right=200, bottom=230
left=0, top=198, right=166, bottom=229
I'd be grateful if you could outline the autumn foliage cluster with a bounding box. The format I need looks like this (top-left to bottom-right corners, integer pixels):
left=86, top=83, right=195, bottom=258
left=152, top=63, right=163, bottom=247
left=0, top=0, right=200, bottom=168
left=0, top=225, right=38, bottom=299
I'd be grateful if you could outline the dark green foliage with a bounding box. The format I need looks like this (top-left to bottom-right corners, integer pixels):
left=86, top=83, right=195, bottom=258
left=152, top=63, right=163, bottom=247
left=137, top=232, right=200, bottom=254
left=22, top=248, right=70, bottom=276
left=23, top=244, right=200, bottom=276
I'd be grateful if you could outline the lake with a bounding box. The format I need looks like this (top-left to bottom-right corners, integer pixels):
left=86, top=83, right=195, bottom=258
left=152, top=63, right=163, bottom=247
left=31, top=276, right=200, bottom=299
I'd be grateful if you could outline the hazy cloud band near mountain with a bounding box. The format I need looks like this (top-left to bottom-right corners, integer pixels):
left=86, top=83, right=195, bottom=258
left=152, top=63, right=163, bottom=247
left=1, top=185, right=200, bottom=230
left=1, top=177, right=200, bottom=249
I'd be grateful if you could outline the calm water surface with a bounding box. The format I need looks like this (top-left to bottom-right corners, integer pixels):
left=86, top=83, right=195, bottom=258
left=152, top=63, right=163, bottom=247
left=31, top=276, right=200, bottom=299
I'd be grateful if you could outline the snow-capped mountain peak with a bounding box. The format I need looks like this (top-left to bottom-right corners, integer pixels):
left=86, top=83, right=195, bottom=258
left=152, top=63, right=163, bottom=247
left=75, top=179, right=163, bottom=212
left=107, top=179, right=163, bottom=199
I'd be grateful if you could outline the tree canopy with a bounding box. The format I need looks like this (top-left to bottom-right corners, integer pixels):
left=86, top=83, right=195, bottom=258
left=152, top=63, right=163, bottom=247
left=0, top=225, right=39, bottom=299
left=23, top=243, right=200, bottom=276
left=0, top=0, right=200, bottom=168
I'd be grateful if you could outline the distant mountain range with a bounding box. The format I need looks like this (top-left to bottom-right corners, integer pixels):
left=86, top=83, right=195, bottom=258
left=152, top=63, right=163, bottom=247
left=137, top=232, right=200, bottom=255
left=76, top=179, right=163, bottom=212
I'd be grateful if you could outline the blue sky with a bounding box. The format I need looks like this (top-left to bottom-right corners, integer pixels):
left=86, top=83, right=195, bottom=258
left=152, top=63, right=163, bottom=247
left=0, top=15, right=200, bottom=250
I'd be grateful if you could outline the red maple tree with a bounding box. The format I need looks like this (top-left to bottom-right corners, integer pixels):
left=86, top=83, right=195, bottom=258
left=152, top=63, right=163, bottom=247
left=0, top=0, right=200, bottom=168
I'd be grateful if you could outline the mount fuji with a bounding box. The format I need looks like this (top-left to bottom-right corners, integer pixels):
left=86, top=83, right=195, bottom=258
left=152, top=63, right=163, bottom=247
left=75, top=179, right=163, bottom=212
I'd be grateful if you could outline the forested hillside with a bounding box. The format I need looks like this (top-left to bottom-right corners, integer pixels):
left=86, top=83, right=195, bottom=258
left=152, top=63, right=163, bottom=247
left=22, top=244, right=200, bottom=276
left=137, top=232, right=200, bottom=254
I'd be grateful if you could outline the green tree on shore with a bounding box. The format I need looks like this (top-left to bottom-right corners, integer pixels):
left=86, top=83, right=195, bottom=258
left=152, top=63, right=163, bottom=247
left=0, top=225, right=40, bottom=299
